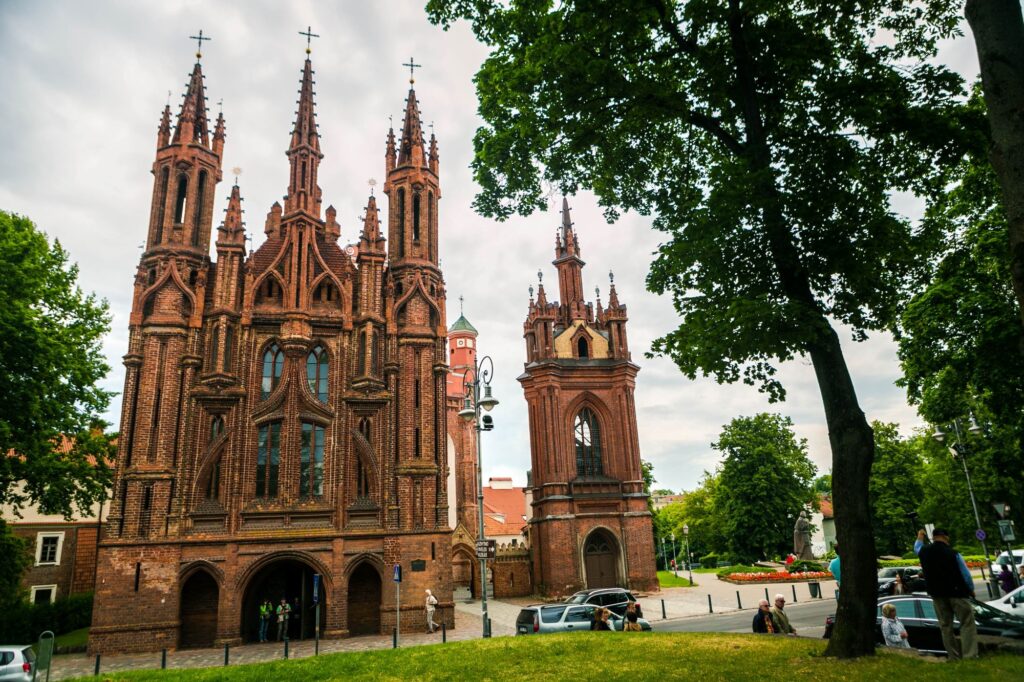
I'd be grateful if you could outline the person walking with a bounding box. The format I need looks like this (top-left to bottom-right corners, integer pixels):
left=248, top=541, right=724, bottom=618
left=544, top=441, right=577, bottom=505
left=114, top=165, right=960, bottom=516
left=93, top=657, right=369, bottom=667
left=915, top=528, right=977, bottom=660
left=276, top=598, right=291, bottom=642
left=425, top=589, right=439, bottom=633
left=258, top=598, right=272, bottom=643
left=769, top=594, right=796, bottom=635
left=880, top=603, right=911, bottom=649
left=752, top=600, right=776, bottom=633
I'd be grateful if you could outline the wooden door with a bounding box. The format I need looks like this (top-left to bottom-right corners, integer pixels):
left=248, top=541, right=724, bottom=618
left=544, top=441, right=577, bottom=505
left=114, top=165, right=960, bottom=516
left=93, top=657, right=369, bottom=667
left=584, top=533, right=618, bottom=588
left=180, top=571, right=219, bottom=648
left=347, top=563, right=382, bottom=636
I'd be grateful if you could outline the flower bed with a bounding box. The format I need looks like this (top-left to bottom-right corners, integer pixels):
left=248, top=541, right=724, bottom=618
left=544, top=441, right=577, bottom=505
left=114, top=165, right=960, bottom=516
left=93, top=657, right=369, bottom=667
left=878, top=557, right=986, bottom=569
left=720, top=570, right=834, bottom=584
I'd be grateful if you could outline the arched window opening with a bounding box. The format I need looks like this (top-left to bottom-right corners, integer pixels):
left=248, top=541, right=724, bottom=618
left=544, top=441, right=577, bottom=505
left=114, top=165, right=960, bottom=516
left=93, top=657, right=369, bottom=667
left=173, top=174, right=189, bottom=224
left=413, top=194, right=421, bottom=241
left=356, top=456, right=371, bottom=498
left=261, top=344, right=284, bottom=399
left=210, top=416, right=224, bottom=441
left=206, top=457, right=221, bottom=499
left=155, top=167, right=169, bottom=243
left=257, top=277, right=283, bottom=306
left=574, top=408, right=603, bottom=477
left=357, top=331, right=367, bottom=376
left=428, top=192, right=434, bottom=232
left=306, top=345, right=328, bottom=402
left=300, top=422, right=325, bottom=497
left=301, top=161, right=307, bottom=189
left=358, top=418, right=371, bottom=442
left=414, top=379, right=421, bottom=408
left=398, top=189, right=406, bottom=256
left=314, top=280, right=338, bottom=304
left=577, top=337, right=590, bottom=359
left=414, top=428, right=421, bottom=458
left=148, top=269, right=157, bottom=285
left=143, top=296, right=155, bottom=318
left=192, top=170, right=207, bottom=246
left=256, top=422, right=281, bottom=497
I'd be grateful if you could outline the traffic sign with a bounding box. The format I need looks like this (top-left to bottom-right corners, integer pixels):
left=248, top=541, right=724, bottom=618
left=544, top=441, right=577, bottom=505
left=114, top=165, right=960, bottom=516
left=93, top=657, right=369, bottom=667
left=976, top=529, right=987, bottom=542
left=476, top=539, right=496, bottom=559
left=312, top=573, right=320, bottom=604
left=998, top=520, right=1016, bottom=542
left=393, top=564, right=402, bottom=582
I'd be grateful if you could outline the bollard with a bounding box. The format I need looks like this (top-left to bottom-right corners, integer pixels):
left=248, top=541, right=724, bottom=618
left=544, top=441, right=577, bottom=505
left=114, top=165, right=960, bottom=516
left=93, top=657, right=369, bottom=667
left=792, top=584, right=798, bottom=603
left=161, top=648, right=167, bottom=669
left=224, top=643, right=229, bottom=666
left=736, top=591, right=742, bottom=609
left=661, top=599, right=666, bottom=620
left=764, top=587, right=770, bottom=602
left=284, top=639, right=289, bottom=659
left=442, top=622, right=447, bottom=644
left=393, top=627, right=398, bottom=649
left=707, top=594, right=713, bottom=613
left=986, top=582, right=993, bottom=599
left=94, top=654, right=100, bottom=677
left=315, top=636, right=319, bottom=657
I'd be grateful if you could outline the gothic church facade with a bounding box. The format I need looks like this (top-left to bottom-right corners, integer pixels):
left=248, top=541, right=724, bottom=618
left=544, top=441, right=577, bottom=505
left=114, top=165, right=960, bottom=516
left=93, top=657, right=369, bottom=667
left=90, top=45, right=467, bottom=653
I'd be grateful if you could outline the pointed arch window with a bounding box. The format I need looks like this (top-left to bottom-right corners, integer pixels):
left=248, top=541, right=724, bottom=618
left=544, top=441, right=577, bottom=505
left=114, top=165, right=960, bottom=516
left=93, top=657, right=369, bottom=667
left=210, top=415, right=224, bottom=441
left=300, top=422, right=325, bottom=497
left=155, top=167, right=169, bottom=243
left=206, top=457, right=222, bottom=500
left=192, top=170, right=207, bottom=246
left=256, top=421, right=281, bottom=498
left=306, top=345, right=328, bottom=402
left=577, top=337, right=590, bottom=359
left=356, top=456, right=371, bottom=499
left=173, top=174, right=189, bottom=224
left=357, top=331, right=367, bottom=376
left=358, top=417, right=371, bottom=442
left=413, top=193, right=421, bottom=241
left=574, top=407, right=603, bottom=477
left=261, top=344, right=284, bottom=399
left=398, top=188, right=406, bottom=256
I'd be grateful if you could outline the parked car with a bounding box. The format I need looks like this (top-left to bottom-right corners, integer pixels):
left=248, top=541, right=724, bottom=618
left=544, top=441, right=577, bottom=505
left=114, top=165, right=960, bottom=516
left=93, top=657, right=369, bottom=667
left=988, top=584, right=1024, bottom=616
left=0, top=646, right=35, bottom=682
left=877, top=566, right=926, bottom=596
left=990, top=550, right=1024, bottom=578
left=823, top=595, right=1024, bottom=654
left=515, top=603, right=652, bottom=635
left=564, top=588, right=638, bottom=617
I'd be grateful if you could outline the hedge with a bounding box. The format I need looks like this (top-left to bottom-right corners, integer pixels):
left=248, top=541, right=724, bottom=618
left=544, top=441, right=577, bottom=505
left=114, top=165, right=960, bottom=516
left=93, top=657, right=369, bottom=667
left=716, top=565, right=775, bottom=579
left=878, top=556, right=987, bottom=568
left=0, top=592, right=93, bottom=644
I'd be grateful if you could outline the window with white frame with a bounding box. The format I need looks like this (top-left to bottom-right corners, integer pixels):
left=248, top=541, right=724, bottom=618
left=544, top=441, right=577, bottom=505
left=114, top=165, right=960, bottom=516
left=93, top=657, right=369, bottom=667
left=30, top=585, right=57, bottom=605
left=35, top=532, right=64, bottom=566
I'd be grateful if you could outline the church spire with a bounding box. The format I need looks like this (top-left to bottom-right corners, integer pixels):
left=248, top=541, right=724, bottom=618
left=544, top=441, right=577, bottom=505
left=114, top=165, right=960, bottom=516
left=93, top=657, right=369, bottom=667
left=213, top=109, right=226, bottom=158
left=361, top=193, right=382, bottom=243
left=283, top=42, right=324, bottom=216
left=385, top=122, right=397, bottom=174
left=218, top=183, right=245, bottom=245
left=553, top=197, right=586, bottom=317
left=172, top=60, right=210, bottom=147
left=157, top=104, right=172, bottom=148
left=397, top=57, right=426, bottom=168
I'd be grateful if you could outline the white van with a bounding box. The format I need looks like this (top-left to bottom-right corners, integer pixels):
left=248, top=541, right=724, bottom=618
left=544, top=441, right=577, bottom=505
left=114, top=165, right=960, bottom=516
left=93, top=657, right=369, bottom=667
left=991, top=549, right=1024, bottom=577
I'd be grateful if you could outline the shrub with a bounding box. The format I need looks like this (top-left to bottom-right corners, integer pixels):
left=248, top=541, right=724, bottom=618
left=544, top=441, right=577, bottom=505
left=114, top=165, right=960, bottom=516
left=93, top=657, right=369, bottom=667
left=901, top=551, right=918, bottom=560
left=0, top=592, right=93, bottom=644
left=700, top=552, right=719, bottom=567
left=787, top=560, right=824, bottom=573
left=717, top=565, right=774, bottom=579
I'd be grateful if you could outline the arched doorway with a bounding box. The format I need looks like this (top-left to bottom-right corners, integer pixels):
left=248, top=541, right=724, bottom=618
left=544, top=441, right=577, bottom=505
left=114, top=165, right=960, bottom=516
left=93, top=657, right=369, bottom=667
left=583, top=529, right=620, bottom=589
left=452, top=546, right=474, bottom=600
left=179, top=570, right=219, bottom=648
left=240, top=558, right=326, bottom=643
left=347, top=562, right=382, bottom=636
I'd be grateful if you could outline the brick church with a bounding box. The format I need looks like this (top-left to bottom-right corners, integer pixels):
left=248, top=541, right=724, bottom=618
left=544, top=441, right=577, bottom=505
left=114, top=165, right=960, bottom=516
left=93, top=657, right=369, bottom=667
left=89, top=42, right=482, bottom=653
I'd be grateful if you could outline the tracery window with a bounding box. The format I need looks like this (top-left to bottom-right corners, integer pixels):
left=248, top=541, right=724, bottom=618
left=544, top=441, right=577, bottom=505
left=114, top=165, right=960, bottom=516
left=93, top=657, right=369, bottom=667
left=306, top=345, right=328, bottom=402
left=210, top=415, right=224, bottom=440
left=300, top=422, right=325, bottom=497
left=574, top=408, right=603, bottom=477
left=261, top=344, right=284, bottom=399
left=256, top=422, right=281, bottom=498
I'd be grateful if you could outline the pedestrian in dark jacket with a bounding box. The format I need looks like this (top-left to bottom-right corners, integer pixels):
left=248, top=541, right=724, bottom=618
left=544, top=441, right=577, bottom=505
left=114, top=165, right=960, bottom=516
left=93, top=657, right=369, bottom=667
left=915, top=528, right=977, bottom=660
left=752, top=600, right=776, bottom=633
left=593, top=608, right=612, bottom=631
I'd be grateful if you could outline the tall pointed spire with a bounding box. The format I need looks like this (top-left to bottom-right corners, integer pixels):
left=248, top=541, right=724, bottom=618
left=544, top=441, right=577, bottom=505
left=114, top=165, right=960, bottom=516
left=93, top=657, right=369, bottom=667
left=397, top=59, right=426, bottom=168
left=385, top=120, right=397, bottom=174
left=553, top=197, right=586, bottom=316
left=172, top=61, right=210, bottom=147
left=157, top=104, right=172, bottom=148
left=219, top=183, right=245, bottom=244
left=213, top=109, right=226, bottom=158
left=429, top=130, right=439, bottom=175
left=283, top=48, right=324, bottom=216
left=361, top=194, right=381, bottom=243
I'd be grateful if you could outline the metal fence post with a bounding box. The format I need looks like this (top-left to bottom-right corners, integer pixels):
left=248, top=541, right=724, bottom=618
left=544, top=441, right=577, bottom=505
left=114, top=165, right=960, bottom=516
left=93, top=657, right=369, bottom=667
left=284, top=639, right=289, bottom=659
left=93, top=655, right=100, bottom=677
left=764, top=587, right=770, bottom=602
left=661, top=599, right=666, bottom=620
left=707, top=594, right=713, bottom=613
left=792, top=584, right=797, bottom=603
left=442, top=622, right=447, bottom=643
left=393, top=627, right=398, bottom=649
left=736, top=591, right=742, bottom=609
left=161, top=649, right=167, bottom=669
left=224, top=643, right=229, bottom=666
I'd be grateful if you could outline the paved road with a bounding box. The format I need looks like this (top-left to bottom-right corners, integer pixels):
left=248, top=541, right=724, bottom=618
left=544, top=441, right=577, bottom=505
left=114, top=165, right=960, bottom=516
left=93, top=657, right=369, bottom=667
left=657, top=599, right=832, bottom=638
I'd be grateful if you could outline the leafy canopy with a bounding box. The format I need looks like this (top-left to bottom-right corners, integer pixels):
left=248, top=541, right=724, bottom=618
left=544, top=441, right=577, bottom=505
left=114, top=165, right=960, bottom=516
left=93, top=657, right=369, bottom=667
left=869, top=422, right=924, bottom=556
left=0, top=211, right=113, bottom=518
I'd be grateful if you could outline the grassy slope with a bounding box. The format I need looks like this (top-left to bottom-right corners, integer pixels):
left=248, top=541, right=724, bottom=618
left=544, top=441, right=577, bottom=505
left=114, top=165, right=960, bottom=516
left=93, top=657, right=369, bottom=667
left=77, top=633, right=1024, bottom=682
left=657, top=570, right=695, bottom=587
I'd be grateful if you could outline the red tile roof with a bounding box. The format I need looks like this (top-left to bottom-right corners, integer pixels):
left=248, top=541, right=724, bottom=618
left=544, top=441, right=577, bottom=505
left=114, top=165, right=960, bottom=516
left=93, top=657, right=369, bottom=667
left=482, top=485, right=528, bottom=537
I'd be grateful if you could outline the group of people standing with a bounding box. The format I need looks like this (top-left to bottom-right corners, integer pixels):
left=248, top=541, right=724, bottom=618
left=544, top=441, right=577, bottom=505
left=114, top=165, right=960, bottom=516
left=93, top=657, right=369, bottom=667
left=590, top=601, right=644, bottom=631
left=257, top=598, right=293, bottom=643
left=751, top=594, right=797, bottom=635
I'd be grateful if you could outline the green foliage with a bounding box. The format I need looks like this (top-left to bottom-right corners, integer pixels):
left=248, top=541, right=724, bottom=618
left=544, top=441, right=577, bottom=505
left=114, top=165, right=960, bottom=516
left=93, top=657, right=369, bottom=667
left=657, top=571, right=695, bottom=588
left=813, top=475, right=832, bottom=495
left=716, top=565, right=775, bottom=579
left=699, top=552, right=720, bottom=568
left=671, top=473, right=724, bottom=560
left=60, top=632, right=1024, bottom=681
left=869, top=423, right=925, bottom=556
left=0, top=211, right=113, bottom=518
left=713, top=414, right=816, bottom=563
left=0, top=592, right=93, bottom=644
left=0, top=519, right=30, bottom=608
left=788, top=560, right=825, bottom=574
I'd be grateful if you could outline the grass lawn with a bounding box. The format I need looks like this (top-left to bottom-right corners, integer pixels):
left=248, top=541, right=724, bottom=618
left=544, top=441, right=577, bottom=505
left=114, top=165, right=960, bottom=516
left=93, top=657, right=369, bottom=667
left=56, top=627, right=90, bottom=649
left=70, top=633, right=1024, bottom=682
left=657, top=570, right=695, bottom=587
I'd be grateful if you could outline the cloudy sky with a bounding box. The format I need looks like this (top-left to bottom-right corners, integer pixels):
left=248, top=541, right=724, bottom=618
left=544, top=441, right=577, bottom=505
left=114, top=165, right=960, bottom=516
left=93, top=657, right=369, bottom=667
left=0, top=1, right=983, bottom=494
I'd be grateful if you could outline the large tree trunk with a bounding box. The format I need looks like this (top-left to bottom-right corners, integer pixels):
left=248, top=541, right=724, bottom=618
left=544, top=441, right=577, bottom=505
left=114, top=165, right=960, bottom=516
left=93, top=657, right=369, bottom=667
left=727, top=0, right=877, bottom=657
left=966, top=0, right=1024, bottom=337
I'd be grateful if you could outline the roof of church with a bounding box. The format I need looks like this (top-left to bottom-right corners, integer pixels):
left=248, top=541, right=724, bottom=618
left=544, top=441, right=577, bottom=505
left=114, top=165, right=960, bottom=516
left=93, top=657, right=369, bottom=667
left=448, top=314, right=477, bottom=334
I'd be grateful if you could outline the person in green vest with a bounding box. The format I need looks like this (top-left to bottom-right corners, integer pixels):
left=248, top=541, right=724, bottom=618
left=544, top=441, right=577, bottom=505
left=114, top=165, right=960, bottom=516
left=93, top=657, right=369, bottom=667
left=258, top=598, right=273, bottom=642
left=276, top=598, right=292, bottom=641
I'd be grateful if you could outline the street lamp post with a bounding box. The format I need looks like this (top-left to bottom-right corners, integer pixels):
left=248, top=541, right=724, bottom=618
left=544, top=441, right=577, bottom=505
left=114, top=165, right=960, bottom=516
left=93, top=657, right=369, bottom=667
left=932, top=417, right=997, bottom=595
left=458, top=355, right=499, bottom=639
left=660, top=535, right=668, bottom=572
left=670, top=532, right=678, bottom=577
left=683, top=524, right=693, bottom=586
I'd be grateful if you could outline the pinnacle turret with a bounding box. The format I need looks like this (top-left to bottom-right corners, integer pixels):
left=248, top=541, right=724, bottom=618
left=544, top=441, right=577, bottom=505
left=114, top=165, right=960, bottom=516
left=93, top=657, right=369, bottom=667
left=172, top=61, right=210, bottom=147
left=283, top=56, right=324, bottom=216
left=218, top=184, right=245, bottom=244
left=397, top=87, right=426, bottom=168
left=157, top=104, right=172, bottom=148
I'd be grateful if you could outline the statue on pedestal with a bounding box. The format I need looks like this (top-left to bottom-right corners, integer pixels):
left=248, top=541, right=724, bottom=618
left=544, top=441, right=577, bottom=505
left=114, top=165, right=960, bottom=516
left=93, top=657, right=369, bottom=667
left=793, top=510, right=814, bottom=560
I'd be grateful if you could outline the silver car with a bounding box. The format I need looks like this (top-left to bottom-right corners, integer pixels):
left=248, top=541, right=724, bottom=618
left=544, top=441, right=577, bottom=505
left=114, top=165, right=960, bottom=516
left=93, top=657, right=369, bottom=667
left=515, top=604, right=652, bottom=634
left=0, top=646, right=35, bottom=682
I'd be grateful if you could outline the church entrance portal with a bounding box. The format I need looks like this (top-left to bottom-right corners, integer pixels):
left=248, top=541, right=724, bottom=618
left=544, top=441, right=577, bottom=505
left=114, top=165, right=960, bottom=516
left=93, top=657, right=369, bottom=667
left=241, top=558, right=325, bottom=643
left=179, top=570, right=219, bottom=648
left=452, top=547, right=473, bottom=598
left=347, top=562, right=382, bottom=636
left=583, top=529, right=619, bottom=589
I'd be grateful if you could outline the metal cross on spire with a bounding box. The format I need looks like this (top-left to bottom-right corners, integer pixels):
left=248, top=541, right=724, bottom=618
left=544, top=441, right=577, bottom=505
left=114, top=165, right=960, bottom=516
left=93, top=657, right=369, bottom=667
left=190, top=30, right=211, bottom=60
left=299, top=26, right=320, bottom=54
left=403, top=57, right=422, bottom=84
left=459, top=294, right=464, bottom=316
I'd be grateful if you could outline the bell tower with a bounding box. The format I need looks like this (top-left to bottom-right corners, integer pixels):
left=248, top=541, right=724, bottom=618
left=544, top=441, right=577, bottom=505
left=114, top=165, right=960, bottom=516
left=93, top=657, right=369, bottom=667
left=520, top=199, right=657, bottom=595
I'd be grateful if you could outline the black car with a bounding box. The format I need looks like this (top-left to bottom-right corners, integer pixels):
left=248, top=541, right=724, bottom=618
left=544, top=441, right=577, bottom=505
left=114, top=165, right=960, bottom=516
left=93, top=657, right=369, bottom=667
left=877, top=566, right=927, bottom=597
left=565, top=588, right=638, bottom=617
left=824, top=595, right=1024, bottom=654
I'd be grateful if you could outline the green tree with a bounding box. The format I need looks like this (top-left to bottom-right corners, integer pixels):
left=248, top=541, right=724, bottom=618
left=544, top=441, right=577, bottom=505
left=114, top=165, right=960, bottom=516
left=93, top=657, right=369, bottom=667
left=813, top=475, right=833, bottom=496
left=428, top=0, right=969, bottom=657
left=0, top=211, right=113, bottom=518
left=676, top=473, right=726, bottom=561
left=0, top=519, right=30, bottom=609
left=869, top=423, right=924, bottom=556
left=712, top=414, right=815, bottom=563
